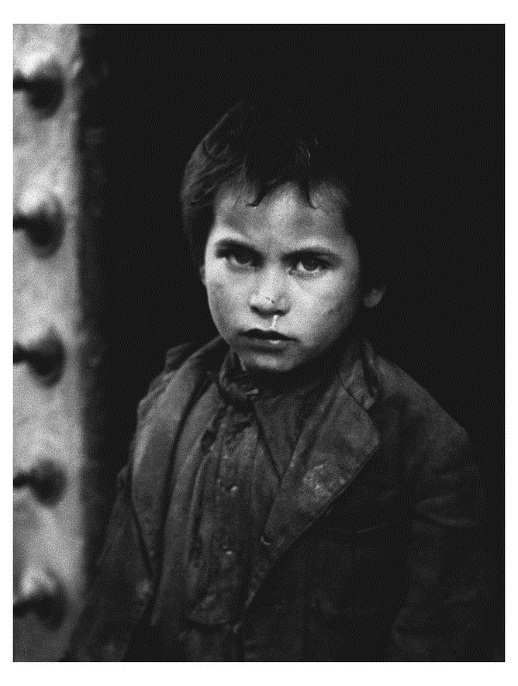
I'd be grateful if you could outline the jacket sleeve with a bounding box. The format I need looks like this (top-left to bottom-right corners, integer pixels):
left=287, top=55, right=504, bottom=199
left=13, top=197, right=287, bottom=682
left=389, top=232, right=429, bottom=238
left=385, top=422, right=489, bottom=661
left=63, top=460, right=154, bottom=661
left=64, top=342, right=198, bottom=661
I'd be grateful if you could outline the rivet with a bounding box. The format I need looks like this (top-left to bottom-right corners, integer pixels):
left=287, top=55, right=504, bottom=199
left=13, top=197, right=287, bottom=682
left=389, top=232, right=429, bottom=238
left=13, top=568, right=66, bottom=629
left=13, top=458, right=67, bottom=506
left=14, top=191, right=64, bottom=256
left=13, top=53, right=64, bottom=117
left=13, top=328, right=65, bottom=385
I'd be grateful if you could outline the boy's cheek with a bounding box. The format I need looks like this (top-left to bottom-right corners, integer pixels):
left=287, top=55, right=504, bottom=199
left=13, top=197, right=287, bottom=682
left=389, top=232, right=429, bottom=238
left=207, top=280, right=240, bottom=311
left=306, top=299, right=360, bottom=349
left=312, top=290, right=360, bottom=324
left=207, top=274, right=251, bottom=307
left=206, top=282, right=243, bottom=336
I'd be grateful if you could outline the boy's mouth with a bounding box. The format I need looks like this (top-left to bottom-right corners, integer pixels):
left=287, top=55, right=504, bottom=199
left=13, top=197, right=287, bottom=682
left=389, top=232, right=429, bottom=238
left=240, top=329, right=294, bottom=348
left=243, top=329, right=292, bottom=341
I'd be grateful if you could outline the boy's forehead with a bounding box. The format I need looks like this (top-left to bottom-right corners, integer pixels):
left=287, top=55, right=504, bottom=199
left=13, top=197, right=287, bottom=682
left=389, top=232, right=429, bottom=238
left=213, top=182, right=346, bottom=239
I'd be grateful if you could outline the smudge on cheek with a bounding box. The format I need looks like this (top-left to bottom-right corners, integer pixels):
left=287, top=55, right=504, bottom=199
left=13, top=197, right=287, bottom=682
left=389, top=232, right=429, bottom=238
left=319, top=299, right=350, bottom=319
left=321, top=287, right=361, bottom=318
left=207, top=284, right=226, bottom=318
left=208, top=279, right=225, bottom=298
left=208, top=280, right=237, bottom=311
left=206, top=278, right=245, bottom=339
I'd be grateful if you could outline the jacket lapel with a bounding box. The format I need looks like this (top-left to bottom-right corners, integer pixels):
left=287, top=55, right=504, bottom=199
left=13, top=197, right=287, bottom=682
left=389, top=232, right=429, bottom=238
left=246, top=346, right=380, bottom=608
left=130, top=338, right=225, bottom=570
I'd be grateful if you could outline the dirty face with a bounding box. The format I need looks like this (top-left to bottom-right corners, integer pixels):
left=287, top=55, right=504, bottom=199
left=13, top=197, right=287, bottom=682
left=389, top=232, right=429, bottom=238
left=202, top=183, right=380, bottom=373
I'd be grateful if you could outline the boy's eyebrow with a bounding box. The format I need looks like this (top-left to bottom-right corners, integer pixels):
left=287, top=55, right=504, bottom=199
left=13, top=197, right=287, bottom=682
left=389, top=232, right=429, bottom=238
left=214, top=236, right=341, bottom=259
left=287, top=245, right=339, bottom=257
left=213, top=232, right=341, bottom=254
left=213, top=237, right=258, bottom=251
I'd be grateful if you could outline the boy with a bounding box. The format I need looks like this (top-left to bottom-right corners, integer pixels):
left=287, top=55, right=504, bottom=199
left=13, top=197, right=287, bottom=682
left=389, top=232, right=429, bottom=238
left=67, top=99, right=487, bottom=661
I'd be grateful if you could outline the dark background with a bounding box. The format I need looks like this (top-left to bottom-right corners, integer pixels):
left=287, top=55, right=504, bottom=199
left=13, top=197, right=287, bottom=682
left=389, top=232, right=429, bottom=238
left=86, top=26, right=504, bottom=657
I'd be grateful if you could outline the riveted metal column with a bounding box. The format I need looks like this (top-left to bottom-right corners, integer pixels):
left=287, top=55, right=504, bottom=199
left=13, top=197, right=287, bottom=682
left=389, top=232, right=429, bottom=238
left=13, top=24, right=91, bottom=661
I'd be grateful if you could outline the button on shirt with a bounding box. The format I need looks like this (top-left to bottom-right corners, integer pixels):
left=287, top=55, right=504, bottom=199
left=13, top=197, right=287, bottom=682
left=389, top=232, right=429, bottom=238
left=146, top=350, right=331, bottom=661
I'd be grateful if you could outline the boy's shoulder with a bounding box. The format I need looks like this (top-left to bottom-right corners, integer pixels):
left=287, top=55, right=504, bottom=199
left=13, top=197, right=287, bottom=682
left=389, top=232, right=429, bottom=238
left=365, top=342, right=469, bottom=452
left=136, top=337, right=226, bottom=424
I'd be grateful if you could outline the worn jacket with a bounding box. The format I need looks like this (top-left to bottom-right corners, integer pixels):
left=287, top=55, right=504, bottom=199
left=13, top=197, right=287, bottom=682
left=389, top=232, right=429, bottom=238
left=66, top=337, right=487, bottom=661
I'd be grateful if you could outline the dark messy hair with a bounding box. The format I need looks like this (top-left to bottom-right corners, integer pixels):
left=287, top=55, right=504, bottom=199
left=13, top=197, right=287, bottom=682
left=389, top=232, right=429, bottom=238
left=181, top=97, right=390, bottom=291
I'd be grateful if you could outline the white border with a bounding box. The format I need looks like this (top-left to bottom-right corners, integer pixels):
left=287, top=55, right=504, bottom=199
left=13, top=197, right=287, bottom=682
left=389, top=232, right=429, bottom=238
left=2, top=0, right=514, bottom=25
left=3, top=5, right=514, bottom=685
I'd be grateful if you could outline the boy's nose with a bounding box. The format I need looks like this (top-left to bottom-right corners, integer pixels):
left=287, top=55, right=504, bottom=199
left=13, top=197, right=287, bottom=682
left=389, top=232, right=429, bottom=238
left=248, top=273, right=289, bottom=315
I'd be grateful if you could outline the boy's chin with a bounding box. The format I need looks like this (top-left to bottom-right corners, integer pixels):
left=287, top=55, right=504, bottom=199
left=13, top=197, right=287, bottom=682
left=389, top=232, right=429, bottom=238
left=236, top=349, right=306, bottom=375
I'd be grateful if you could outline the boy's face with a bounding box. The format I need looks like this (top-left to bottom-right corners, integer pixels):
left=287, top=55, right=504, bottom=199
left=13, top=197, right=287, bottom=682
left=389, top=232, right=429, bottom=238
left=202, top=183, right=381, bottom=374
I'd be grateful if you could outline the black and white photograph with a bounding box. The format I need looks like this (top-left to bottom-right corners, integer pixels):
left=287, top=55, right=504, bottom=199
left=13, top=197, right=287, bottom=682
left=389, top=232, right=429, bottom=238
left=12, top=22, right=504, bottom=664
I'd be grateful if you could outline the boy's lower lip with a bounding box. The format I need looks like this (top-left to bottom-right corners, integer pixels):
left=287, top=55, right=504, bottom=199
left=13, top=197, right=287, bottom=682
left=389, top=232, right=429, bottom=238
left=239, top=334, right=292, bottom=349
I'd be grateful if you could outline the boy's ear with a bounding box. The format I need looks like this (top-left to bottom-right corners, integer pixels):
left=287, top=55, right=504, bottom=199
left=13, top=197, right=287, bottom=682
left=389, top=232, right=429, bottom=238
left=199, top=263, right=206, bottom=286
left=362, top=285, right=386, bottom=309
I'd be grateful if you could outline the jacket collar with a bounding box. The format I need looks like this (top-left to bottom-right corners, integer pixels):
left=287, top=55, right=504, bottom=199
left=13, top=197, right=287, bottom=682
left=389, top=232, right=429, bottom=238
left=130, top=337, right=380, bottom=583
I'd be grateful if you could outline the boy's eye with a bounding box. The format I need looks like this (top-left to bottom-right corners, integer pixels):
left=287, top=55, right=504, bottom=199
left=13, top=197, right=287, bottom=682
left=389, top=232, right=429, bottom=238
left=292, top=255, right=328, bottom=274
left=223, top=246, right=257, bottom=268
